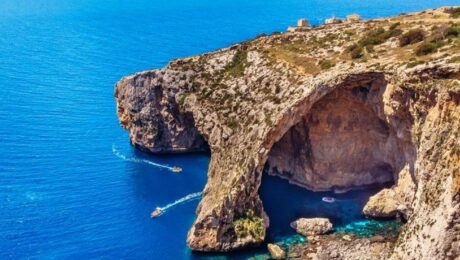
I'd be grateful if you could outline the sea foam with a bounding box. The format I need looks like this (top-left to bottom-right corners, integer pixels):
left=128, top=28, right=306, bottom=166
left=112, top=144, right=176, bottom=172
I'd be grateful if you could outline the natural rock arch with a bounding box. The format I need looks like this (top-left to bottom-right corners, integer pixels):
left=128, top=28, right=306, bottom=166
left=187, top=72, right=414, bottom=251
left=115, top=57, right=460, bottom=259
left=115, top=24, right=460, bottom=258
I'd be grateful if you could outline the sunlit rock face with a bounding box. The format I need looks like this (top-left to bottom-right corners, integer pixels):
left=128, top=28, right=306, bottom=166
left=115, top=7, right=460, bottom=257
left=267, top=83, right=404, bottom=191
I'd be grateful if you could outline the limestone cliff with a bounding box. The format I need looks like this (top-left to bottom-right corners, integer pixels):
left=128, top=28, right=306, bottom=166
left=115, top=7, right=460, bottom=259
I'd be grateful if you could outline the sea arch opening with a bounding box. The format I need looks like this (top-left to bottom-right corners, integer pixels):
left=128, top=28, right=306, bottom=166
left=258, top=72, right=406, bottom=241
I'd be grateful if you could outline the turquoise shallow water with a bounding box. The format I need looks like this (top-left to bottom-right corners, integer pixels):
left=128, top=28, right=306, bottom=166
left=0, top=0, right=456, bottom=259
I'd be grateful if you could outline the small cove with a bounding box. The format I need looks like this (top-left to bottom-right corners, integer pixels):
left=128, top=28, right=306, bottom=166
left=259, top=173, right=401, bottom=242
left=193, top=173, right=402, bottom=259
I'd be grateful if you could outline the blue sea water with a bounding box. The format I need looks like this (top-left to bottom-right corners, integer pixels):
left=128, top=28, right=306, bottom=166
left=0, top=0, right=458, bottom=259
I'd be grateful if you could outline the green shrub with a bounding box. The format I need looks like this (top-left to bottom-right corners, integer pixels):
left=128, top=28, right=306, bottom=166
left=446, top=26, right=460, bottom=38
left=347, top=43, right=364, bottom=59
left=447, top=7, right=460, bottom=18
left=415, top=39, right=444, bottom=56
left=233, top=210, right=265, bottom=240
left=364, top=27, right=401, bottom=44
left=448, top=56, right=460, bottom=63
left=406, top=60, right=424, bottom=68
left=319, top=59, right=335, bottom=70
left=359, top=27, right=390, bottom=46
left=178, top=94, right=186, bottom=107
left=389, top=22, right=401, bottom=30
left=224, top=49, right=249, bottom=77
left=348, top=27, right=400, bottom=59
left=399, top=29, right=426, bottom=46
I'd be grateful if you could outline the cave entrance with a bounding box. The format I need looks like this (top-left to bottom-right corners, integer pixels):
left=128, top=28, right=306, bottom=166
left=260, top=78, right=404, bottom=241
left=266, top=83, right=403, bottom=192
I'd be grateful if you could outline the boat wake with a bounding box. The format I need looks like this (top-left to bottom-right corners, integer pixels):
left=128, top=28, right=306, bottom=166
left=112, top=144, right=178, bottom=172
left=160, top=192, right=202, bottom=212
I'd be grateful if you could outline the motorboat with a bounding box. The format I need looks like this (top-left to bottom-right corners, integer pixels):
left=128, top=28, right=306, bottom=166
left=171, top=166, right=182, bottom=173
left=322, top=197, right=336, bottom=203
left=151, top=207, right=163, bottom=218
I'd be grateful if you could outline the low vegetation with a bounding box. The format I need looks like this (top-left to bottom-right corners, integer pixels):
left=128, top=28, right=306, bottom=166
left=359, top=26, right=401, bottom=46
left=446, top=7, right=460, bottom=18
left=448, top=56, right=460, bottom=63
left=415, top=40, right=444, bottom=56
left=348, top=26, right=402, bottom=59
left=399, top=29, right=426, bottom=46
left=319, top=59, right=335, bottom=70
left=233, top=209, right=265, bottom=240
left=224, top=48, right=250, bottom=77
left=415, top=25, right=460, bottom=56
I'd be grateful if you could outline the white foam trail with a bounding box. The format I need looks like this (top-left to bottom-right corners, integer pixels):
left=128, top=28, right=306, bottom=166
left=112, top=145, right=175, bottom=171
left=160, top=192, right=202, bottom=212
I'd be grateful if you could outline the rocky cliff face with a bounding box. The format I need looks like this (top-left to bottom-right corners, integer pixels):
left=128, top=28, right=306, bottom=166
left=266, top=80, right=404, bottom=192
left=115, top=70, right=208, bottom=153
left=115, top=7, right=460, bottom=259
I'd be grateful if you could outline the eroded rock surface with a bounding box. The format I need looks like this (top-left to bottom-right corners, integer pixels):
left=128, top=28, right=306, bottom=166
left=267, top=243, right=286, bottom=259
left=290, top=218, right=333, bottom=236
left=287, top=233, right=397, bottom=260
left=363, top=165, right=416, bottom=219
left=115, top=71, right=208, bottom=153
left=267, top=81, right=403, bottom=191
left=115, top=7, right=460, bottom=259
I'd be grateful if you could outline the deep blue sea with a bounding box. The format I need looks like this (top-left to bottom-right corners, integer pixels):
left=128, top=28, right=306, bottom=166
left=1, top=0, right=458, bottom=259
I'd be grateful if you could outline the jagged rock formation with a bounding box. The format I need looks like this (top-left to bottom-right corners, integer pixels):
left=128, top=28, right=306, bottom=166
left=115, top=73, right=208, bottom=153
left=115, top=7, right=460, bottom=259
left=363, top=165, right=415, bottom=219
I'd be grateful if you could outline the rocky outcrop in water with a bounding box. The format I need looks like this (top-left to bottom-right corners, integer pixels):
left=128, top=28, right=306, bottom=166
left=290, top=218, right=333, bottom=236
left=267, top=243, right=286, bottom=259
left=115, top=72, right=208, bottom=153
left=363, top=165, right=415, bottom=219
left=115, top=7, right=460, bottom=259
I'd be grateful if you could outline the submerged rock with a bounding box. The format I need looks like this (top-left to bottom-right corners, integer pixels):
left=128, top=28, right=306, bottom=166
left=290, top=218, right=333, bottom=236
left=267, top=243, right=286, bottom=259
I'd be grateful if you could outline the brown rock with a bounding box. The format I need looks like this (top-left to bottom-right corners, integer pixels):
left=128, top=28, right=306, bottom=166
left=291, top=218, right=333, bottom=236
left=342, top=235, right=352, bottom=241
left=363, top=165, right=415, bottom=219
left=267, top=243, right=286, bottom=259
left=370, top=235, right=385, bottom=243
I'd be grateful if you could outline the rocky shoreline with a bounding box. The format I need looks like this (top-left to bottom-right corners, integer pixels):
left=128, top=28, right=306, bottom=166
left=249, top=227, right=401, bottom=260
left=287, top=232, right=398, bottom=260
left=115, top=6, right=460, bottom=259
left=259, top=216, right=401, bottom=260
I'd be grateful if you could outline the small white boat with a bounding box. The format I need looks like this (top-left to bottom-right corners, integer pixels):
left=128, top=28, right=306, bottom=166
left=322, top=197, right=336, bottom=203
left=151, top=207, right=163, bottom=218
left=171, top=166, right=182, bottom=173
